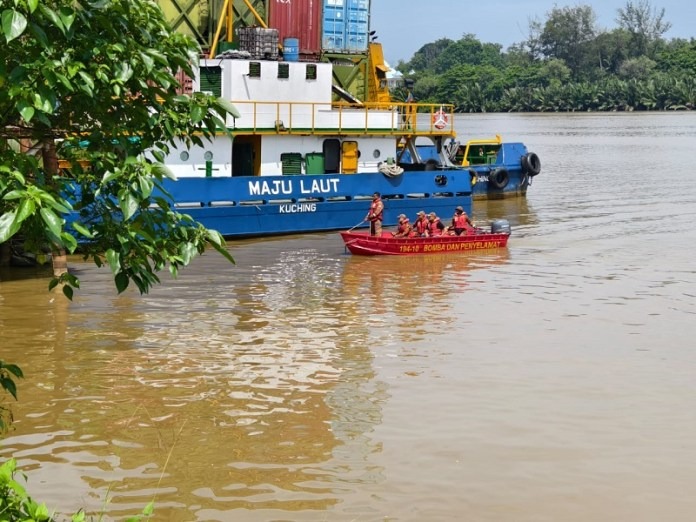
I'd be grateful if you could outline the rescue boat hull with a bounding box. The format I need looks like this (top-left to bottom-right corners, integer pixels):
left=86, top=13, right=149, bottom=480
left=340, top=230, right=510, bottom=256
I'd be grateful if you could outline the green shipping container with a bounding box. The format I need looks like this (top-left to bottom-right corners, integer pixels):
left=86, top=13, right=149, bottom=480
left=305, top=153, right=325, bottom=175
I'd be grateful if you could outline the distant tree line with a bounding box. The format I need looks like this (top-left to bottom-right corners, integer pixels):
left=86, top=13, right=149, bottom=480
left=392, top=0, right=696, bottom=112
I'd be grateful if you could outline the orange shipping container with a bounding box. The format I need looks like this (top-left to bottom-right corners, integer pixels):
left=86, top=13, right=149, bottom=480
left=269, top=0, right=322, bottom=58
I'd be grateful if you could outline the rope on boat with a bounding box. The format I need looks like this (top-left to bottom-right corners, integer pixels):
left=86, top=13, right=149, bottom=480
left=379, top=161, right=404, bottom=177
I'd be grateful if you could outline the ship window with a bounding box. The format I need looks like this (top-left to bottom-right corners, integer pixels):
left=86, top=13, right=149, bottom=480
left=199, top=66, right=222, bottom=97
left=278, top=63, right=289, bottom=79
left=306, top=64, right=317, bottom=80
left=280, top=153, right=303, bottom=175
left=249, top=62, right=261, bottom=78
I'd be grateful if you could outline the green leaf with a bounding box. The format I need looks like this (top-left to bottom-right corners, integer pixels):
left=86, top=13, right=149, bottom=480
left=71, top=221, right=94, bottom=238
left=0, top=209, right=20, bottom=243
left=40, top=207, right=63, bottom=238
left=10, top=170, right=26, bottom=185
left=60, top=232, right=78, bottom=253
left=46, top=197, right=73, bottom=214
left=180, top=242, right=197, bottom=264
left=105, top=249, right=121, bottom=273
left=58, top=7, right=76, bottom=31
left=209, top=240, right=235, bottom=264
left=205, top=229, right=224, bottom=247
left=214, top=97, right=242, bottom=118
left=143, top=501, right=155, bottom=516
left=55, top=72, right=73, bottom=91
left=119, top=192, right=139, bottom=220
left=151, top=163, right=176, bottom=180
left=38, top=4, right=65, bottom=34
left=115, top=272, right=129, bottom=294
left=18, top=101, right=35, bottom=122
left=115, top=62, right=133, bottom=82
left=102, top=170, right=120, bottom=183
left=2, top=363, right=23, bottom=378
left=2, top=9, right=28, bottom=42
left=3, top=189, right=25, bottom=200
left=0, top=377, right=17, bottom=400
left=27, top=0, right=39, bottom=13
left=138, top=176, right=154, bottom=198
left=78, top=71, right=94, bottom=94
left=29, top=20, right=48, bottom=46
left=15, top=197, right=36, bottom=224
left=62, top=285, right=74, bottom=300
left=32, top=91, right=54, bottom=113
left=139, top=51, right=154, bottom=72
left=190, top=104, right=204, bottom=123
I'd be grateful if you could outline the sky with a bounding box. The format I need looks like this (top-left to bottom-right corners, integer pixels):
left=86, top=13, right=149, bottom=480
left=370, top=0, right=696, bottom=64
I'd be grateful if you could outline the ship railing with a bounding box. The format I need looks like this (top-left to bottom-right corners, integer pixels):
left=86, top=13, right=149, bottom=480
left=228, top=101, right=455, bottom=136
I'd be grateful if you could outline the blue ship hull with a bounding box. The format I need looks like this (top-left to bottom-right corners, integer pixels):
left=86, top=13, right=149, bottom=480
left=400, top=142, right=540, bottom=199
left=159, top=171, right=472, bottom=237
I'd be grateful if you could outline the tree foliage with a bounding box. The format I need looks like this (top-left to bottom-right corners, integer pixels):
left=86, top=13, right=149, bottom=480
left=0, top=0, right=235, bottom=299
left=616, top=0, right=672, bottom=57
left=538, top=4, right=599, bottom=79
left=396, top=1, right=696, bottom=113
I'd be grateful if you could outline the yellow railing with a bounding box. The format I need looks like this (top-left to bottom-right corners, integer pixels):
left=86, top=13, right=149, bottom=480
left=227, top=101, right=457, bottom=137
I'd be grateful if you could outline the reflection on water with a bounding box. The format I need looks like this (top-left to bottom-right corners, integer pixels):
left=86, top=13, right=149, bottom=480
left=469, top=196, right=538, bottom=229
left=3, top=113, right=696, bottom=521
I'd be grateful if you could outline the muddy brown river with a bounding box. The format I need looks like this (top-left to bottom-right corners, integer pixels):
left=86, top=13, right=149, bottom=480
left=2, top=112, right=696, bottom=521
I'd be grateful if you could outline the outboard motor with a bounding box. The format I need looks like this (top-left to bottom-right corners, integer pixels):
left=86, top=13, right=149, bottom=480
left=490, top=219, right=511, bottom=234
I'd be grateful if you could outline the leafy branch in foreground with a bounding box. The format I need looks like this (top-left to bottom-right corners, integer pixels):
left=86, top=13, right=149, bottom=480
left=0, top=361, right=23, bottom=434
left=1, top=0, right=236, bottom=298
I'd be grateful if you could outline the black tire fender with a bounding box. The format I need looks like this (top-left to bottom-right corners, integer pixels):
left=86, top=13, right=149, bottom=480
left=521, top=152, right=541, bottom=176
left=489, top=167, right=509, bottom=189
left=424, top=159, right=439, bottom=171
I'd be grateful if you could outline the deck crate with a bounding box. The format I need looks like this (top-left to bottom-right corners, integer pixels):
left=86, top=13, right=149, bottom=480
left=237, top=27, right=279, bottom=60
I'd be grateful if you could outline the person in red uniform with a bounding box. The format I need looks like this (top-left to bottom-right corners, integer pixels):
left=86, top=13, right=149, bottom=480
left=450, top=205, right=474, bottom=235
left=412, top=210, right=429, bottom=237
left=392, top=214, right=413, bottom=237
left=365, top=192, right=384, bottom=236
left=426, top=212, right=446, bottom=236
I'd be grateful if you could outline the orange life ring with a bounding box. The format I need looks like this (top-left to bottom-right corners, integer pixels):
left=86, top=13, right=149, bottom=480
left=432, top=109, right=448, bottom=129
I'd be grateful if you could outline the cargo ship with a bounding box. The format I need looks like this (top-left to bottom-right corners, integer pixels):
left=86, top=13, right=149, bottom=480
left=150, top=0, right=538, bottom=237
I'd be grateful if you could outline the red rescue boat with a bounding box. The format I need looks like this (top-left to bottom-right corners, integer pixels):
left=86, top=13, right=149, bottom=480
left=340, top=220, right=511, bottom=256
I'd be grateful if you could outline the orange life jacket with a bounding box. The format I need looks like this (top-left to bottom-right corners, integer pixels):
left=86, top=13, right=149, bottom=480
left=414, top=218, right=428, bottom=235
left=428, top=218, right=443, bottom=236
left=396, top=219, right=411, bottom=236
left=368, top=199, right=383, bottom=222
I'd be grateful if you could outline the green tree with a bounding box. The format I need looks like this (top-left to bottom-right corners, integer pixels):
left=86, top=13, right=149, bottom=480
left=538, top=58, right=572, bottom=88
left=618, top=56, right=657, bottom=79
left=656, top=38, right=696, bottom=74
left=433, top=34, right=504, bottom=74
left=591, top=29, right=632, bottom=76
left=616, top=0, right=672, bottom=58
left=0, top=0, right=236, bottom=299
left=538, top=4, right=599, bottom=79
left=397, top=38, right=454, bottom=74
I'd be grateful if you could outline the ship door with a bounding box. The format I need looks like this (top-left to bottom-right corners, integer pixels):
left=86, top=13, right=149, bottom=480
left=341, top=140, right=359, bottom=174
left=323, top=139, right=341, bottom=173
left=232, top=136, right=261, bottom=176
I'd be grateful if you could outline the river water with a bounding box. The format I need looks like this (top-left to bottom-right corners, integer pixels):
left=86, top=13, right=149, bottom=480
left=2, top=112, right=696, bottom=521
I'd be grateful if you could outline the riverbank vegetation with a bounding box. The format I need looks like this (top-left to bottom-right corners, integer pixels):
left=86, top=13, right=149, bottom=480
left=393, top=0, right=696, bottom=112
